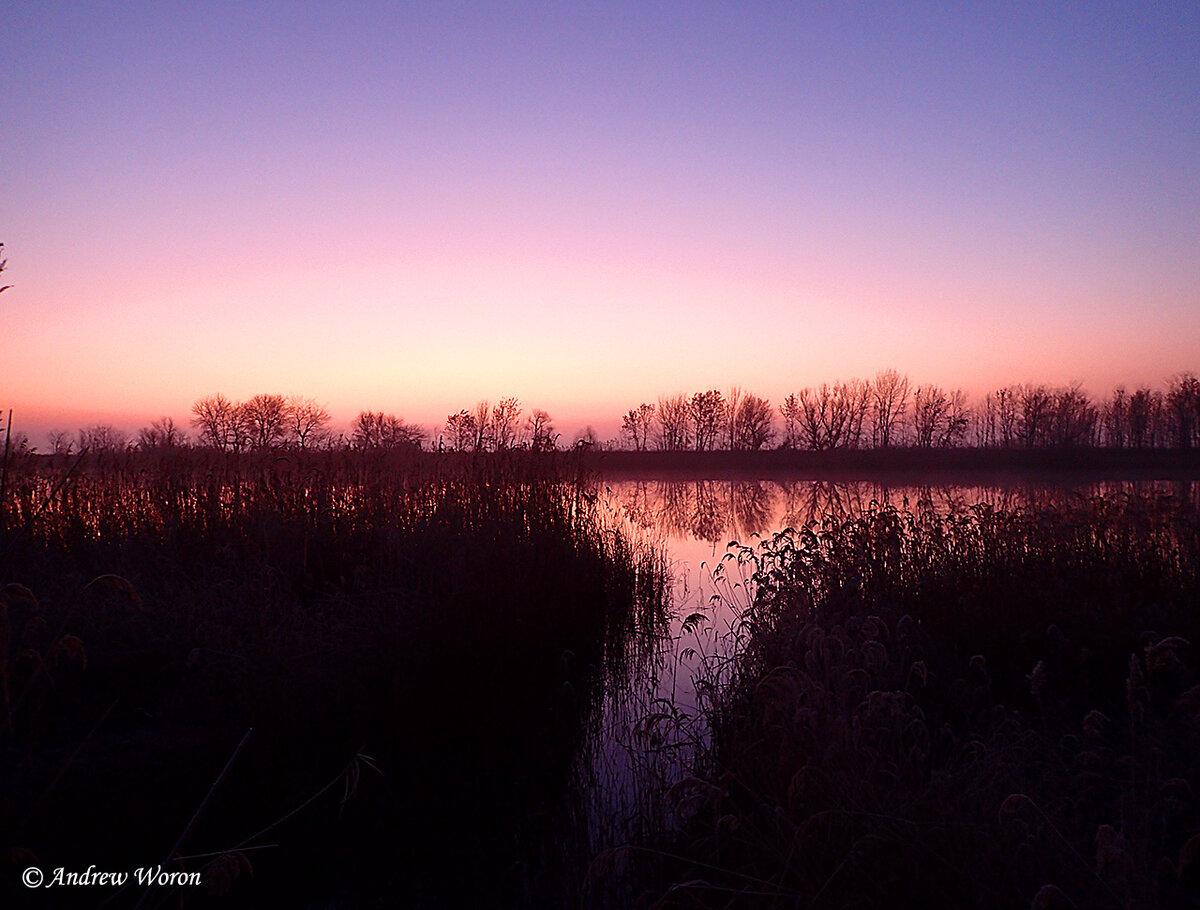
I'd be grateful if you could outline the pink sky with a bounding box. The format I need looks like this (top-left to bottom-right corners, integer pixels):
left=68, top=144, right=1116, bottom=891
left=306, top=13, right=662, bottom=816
left=3, top=3, right=1197, bottom=446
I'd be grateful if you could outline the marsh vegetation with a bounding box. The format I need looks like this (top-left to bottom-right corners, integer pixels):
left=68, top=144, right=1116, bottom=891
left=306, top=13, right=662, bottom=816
left=599, top=482, right=1200, bottom=909
left=0, top=448, right=666, bottom=907
left=2, top=444, right=1199, bottom=909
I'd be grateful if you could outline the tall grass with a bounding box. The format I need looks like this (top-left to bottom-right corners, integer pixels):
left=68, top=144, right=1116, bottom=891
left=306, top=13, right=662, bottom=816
left=621, top=494, right=1200, bottom=909
left=0, top=448, right=667, bottom=907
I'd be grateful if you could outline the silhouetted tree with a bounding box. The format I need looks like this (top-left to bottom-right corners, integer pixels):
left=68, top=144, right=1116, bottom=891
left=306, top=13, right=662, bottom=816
left=796, top=387, right=829, bottom=450
left=978, top=388, right=1018, bottom=447
left=286, top=396, right=331, bottom=450
left=444, top=410, right=476, bottom=452
left=870, top=369, right=910, bottom=448
left=351, top=411, right=424, bottom=450
left=1127, top=388, right=1161, bottom=448
left=621, top=403, right=655, bottom=451
left=735, top=394, right=775, bottom=450
left=912, top=385, right=951, bottom=448
left=191, top=394, right=241, bottom=451
left=138, top=417, right=186, bottom=450
left=941, top=389, right=971, bottom=447
left=1166, top=372, right=1200, bottom=449
left=78, top=424, right=128, bottom=454
left=1102, top=387, right=1129, bottom=448
left=47, top=429, right=74, bottom=455
left=725, top=385, right=745, bottom=450
left=996, top=386, right=1021, bottom=446
left=491, top=397, right=522, bottom=451
left=798, top=381, right=867, bottom=449
left=1049, top=384, right=1097, bottom=447
left=242, top=393, right=289, bottom=450
left=779, top=394, right=802, bottom=449
left=688, top=390, right=725, bottom=451
left=1017, top=385, right=1054, bottom=447
left=654, top=394, right=689, bottom=451
left=471, top=400, right=493, bottom=452
left=526, top=408, right=556, bottom=451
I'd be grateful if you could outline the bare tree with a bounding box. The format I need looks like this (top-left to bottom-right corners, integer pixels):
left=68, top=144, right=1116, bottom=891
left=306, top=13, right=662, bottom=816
left=138, top=417, right=186, bottom=450
left=491, top=397, right=522, bottom=451
left=940, top=390, right=971, bottom=447
left=912, top=385, right=951, bottom=448
left=1166, top=372, right=1200, bottom=449
left=779, top=394, right=802, bottom=449
left=735, top=394, right=775, bottom=450
left=654, top=394, right=689, bottom=451
left=870, top=369, right=909, bottom=448
left=471, top=400, right=493, bottom=452
left=725, top=385, right=745, bottom=450
left=526, top=408, right=556, bottom=451
left=47, top=429, right=75, bottom=455
left=796, top=387, right=830, bottom=450
left=621, top=402, right=655, bottom=451
left=689, top=390, right=725, bottom=451
left=444, top=410, right=476, bottom=452
left=978, top=389, right=1016, bottom=447
left=78, top=424, right=129, bottom=454
left=351, top=411, right=425, bottom=450
left=191, top=394, right=241, bottom=451
left=996, top=386, right=1021, bottom=446
left=1102, top=387, right=1128, bottom=448
left=1049, top=384, right=1097, bottom=447
left=1127, top=388, right=1161, bottom=448
left=240, top=394, right=289, bottom=450
left=797, top=381, right=867, bottom=449
left=286, top=396, right=331, bottom=450
left=841, top=380, right=870, bottom=448
left=1016, top=385, right=1055, bottom=447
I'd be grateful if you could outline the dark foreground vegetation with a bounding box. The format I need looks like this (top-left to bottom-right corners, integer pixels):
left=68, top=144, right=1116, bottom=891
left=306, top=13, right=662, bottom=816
left=4, top=439, right=1199, bottom=910
left=616, top=494, right=1200, bottom=909
left=0, top=448, right=665, bottom=908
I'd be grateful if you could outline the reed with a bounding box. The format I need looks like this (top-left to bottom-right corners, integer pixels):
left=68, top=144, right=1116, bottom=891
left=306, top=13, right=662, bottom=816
left=625, top=495, right=1200, bottom=909
left=0, top=447, right=667, bottom=907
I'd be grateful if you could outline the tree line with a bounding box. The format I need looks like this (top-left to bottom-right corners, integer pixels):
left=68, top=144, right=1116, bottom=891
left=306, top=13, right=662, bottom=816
left=37, top=394, right=571, bottom=456
left=620, top=370, right=1200, bottom=452
left=24, top=370, right=1200, bottom=456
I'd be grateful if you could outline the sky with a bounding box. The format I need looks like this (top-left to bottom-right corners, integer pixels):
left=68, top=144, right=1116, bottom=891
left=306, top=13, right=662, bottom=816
left=3, top=1, right=1199, bottom=443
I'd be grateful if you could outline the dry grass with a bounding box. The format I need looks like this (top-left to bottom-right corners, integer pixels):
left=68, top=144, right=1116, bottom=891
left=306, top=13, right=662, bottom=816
left=618, top=494, right=1200, bottom=909
left=0, top=447, right=667, bottom=908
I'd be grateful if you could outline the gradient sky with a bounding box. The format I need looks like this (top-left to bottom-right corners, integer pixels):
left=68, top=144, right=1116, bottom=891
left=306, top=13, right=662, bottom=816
left=4, top=1, right=1198, bottom=442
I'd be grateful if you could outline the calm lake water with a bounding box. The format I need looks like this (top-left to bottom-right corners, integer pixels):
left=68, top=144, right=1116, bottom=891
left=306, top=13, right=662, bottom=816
left=605, top=476, right=1200, bottom=627
left=582, top=475, right=1200, bottom=850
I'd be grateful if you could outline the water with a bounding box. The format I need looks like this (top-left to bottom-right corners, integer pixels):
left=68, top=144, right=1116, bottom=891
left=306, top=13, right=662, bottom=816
left=583, top=475, right=1200, bottom=859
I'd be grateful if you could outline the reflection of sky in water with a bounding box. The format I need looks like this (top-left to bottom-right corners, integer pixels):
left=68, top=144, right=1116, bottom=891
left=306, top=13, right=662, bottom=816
left=609, top=478, right=1200, bottom=591
left=586, top=477, right=1199, bottom=853
left=603, top=477, right=1200, bottom=711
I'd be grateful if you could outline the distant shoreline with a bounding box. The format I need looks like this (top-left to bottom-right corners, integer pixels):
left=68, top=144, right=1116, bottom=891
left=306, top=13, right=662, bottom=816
left=590, top=447, right=1200, bottom=483
left=20, top=446, right=1200, bottom=486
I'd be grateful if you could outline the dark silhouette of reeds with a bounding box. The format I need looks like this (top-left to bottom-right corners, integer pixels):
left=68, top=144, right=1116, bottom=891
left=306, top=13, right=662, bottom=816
left=616, top=494, right=1200, bottom=909
left=0, top=447, right=666, bottom=907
